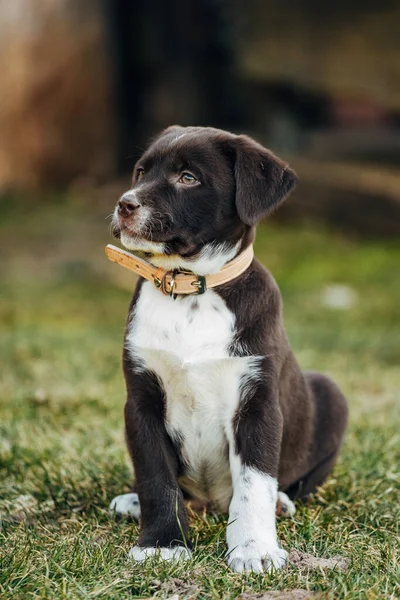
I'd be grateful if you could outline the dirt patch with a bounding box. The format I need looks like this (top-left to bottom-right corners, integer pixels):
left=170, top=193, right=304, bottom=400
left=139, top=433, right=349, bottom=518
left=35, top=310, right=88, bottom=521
left=151, top=578, right=199, bottom=600
left=240, top=590, right=324, bottom=600
left=289, top=550, right=350, bottom=572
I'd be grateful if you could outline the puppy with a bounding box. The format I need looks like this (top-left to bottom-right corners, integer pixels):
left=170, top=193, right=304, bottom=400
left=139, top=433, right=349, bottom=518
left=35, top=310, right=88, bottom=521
left=109, top=126, right=348, bottom=573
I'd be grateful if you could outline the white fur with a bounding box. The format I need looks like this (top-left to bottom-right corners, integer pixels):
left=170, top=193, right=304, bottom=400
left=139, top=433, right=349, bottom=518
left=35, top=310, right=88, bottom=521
left=278, top=491, right=296, bottom=517
left=226, top=464, right=288, bottom=573
left=109, top=493, right=141, bottom=521
left=120, top=232, right=165, bottom=254
left=129, top=545, right=192, bottom=562
left=149, top=241, right=240, bottom=275
left=170, top=132, right=189, bottom=145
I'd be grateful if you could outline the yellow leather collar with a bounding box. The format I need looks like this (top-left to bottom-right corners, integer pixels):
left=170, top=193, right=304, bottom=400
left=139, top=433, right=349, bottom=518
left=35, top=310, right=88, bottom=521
left=105, top=244, right=254, bottom=297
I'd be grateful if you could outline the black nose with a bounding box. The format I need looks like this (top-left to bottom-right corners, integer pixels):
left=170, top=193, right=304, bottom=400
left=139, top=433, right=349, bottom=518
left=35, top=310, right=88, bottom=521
left=118, top=196, right=140, bottom=217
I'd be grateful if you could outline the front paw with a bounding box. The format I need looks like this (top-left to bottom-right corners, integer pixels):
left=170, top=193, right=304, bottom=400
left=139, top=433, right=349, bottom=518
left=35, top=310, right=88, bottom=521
left=226, top=543, right=288, bottom=573
left=129, top=545, right=192, bottom=563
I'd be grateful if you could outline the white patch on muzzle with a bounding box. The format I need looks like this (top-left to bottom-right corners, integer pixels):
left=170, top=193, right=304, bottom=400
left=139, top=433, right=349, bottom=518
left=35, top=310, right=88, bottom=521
left=113, top=190, right=166, bottom=255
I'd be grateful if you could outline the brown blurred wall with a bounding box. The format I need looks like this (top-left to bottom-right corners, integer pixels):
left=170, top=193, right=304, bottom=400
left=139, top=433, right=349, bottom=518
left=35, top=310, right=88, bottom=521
left=1, top=0, right=399, bottom=193
left=237, top=0, right=400, bottom=110
left=0, top=0, right=115, bottom=190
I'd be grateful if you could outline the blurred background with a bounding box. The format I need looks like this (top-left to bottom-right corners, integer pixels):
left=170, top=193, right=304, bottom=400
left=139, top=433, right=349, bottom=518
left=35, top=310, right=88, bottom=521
left=1, top=0, right=400, bottom=232
left=1, top=0, right=399, bottom=531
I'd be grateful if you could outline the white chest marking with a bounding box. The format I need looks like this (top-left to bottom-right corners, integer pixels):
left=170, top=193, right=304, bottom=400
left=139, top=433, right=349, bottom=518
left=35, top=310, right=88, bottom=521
left=126, top=282, right=262, bottom=511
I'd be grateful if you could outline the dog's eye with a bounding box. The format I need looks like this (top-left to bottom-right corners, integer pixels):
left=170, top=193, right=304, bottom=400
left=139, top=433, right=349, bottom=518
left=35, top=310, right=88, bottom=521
left=136, top=168, right=145, bottom=180
left=179, top=172, right=198, bottom=185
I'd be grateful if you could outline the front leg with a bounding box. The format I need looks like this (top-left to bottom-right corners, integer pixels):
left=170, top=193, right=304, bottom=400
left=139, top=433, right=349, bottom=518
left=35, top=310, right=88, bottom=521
left=123, top=363, right=191, bottom=563
left=226, top=372, right=287, bottom=573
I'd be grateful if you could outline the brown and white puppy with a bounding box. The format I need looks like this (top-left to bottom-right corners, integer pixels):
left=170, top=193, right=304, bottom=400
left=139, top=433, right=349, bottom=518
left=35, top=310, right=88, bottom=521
left=109, top=126, right=348, bottom=573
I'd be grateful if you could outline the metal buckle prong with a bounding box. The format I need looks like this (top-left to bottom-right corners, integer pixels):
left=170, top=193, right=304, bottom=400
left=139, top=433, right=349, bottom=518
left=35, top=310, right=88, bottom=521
left=191, top=275, right=206, bottom=295
left=169, top=271, right=177, bottom=298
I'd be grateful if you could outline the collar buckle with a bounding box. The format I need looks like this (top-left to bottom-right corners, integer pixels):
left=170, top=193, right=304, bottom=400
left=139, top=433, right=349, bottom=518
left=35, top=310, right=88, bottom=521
left=157, top=271, right=206, bottom=297
left=159, top=270, right=177, bottom=298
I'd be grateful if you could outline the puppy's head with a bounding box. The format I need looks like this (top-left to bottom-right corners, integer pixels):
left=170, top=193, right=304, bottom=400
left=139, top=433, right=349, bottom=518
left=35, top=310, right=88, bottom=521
left=112, top=126, right=297, bottom=273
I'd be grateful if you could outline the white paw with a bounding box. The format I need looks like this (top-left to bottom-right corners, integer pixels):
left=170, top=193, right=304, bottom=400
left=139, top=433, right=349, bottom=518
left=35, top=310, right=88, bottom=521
left=278, top=491, right=296, bottom=517
left=129, top=545, right=192, bottom=563
left=109, top=493, right=141, bottom=521
left=226, top=543, right=288, bottom=573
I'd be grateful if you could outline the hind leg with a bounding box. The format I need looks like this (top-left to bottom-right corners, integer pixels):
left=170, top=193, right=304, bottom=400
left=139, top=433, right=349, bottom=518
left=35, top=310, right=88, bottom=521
left=276, top=491, right=296, bottom=517
left=284, top=372, right=348, bottom=500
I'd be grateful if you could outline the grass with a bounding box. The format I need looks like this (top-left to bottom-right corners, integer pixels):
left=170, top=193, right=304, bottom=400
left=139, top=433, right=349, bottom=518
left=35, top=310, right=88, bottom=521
left=0, top=194, right=399, bottom=599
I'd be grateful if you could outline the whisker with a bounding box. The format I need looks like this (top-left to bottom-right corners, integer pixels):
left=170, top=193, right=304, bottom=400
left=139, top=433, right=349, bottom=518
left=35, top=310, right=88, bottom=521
left=153, top=211, right=174, bottom=225
left=153, top=218, right=163, bottom=232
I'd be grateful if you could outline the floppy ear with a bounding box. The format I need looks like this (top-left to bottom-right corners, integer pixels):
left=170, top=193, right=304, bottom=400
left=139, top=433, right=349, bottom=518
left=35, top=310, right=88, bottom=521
left=234, top=135, right=298, bottom=226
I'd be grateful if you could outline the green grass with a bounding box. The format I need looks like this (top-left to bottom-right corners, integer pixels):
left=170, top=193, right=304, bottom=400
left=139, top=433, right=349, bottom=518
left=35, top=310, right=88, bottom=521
left=0, top=195, right=399, bottom=599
